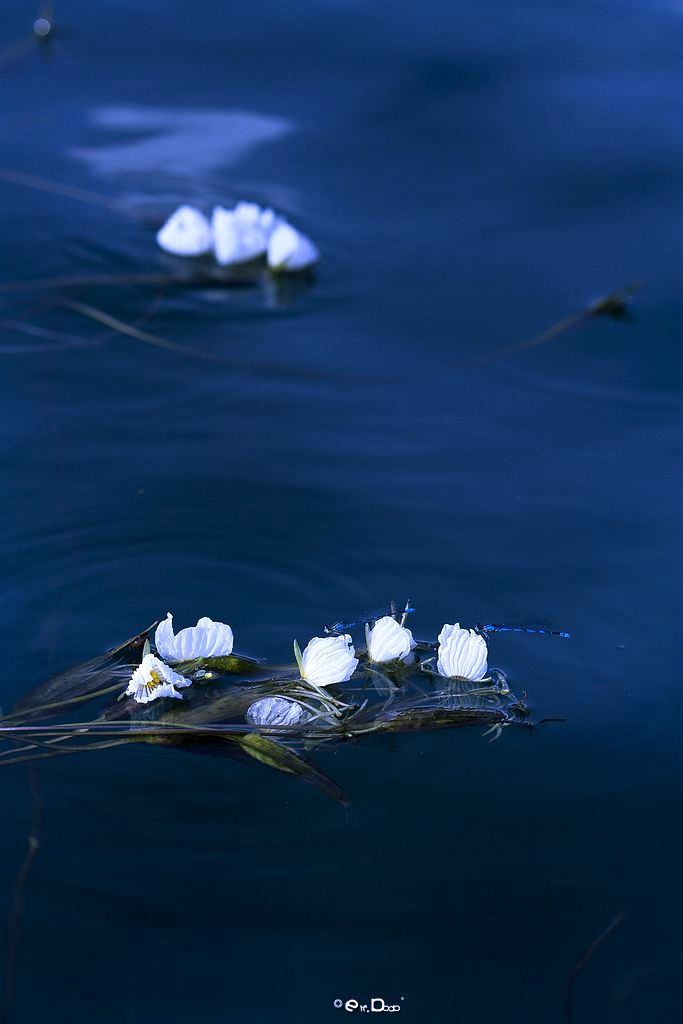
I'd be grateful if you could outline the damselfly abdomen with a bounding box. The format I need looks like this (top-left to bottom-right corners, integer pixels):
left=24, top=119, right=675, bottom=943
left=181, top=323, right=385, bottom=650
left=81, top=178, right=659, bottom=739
left=325, top=600, right=415, bottom=634
left=475, top=621, right=572, bottom=640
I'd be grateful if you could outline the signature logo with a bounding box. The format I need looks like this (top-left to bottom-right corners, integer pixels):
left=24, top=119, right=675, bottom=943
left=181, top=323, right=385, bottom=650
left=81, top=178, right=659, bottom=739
left=334, top=997, right=404, bottom=1013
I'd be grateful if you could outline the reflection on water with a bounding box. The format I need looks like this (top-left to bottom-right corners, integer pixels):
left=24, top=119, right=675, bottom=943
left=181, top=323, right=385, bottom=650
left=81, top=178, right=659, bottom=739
left=71, top=104, right=291, bottom=177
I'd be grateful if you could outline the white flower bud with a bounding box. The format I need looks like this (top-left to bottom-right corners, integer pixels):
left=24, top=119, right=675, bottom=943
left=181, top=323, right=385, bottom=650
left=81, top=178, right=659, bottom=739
left=366, top=616, right=416, bottom=663
left=436, top=623, right=488, bottom=680
left=300, top=635, right=358, bottom=686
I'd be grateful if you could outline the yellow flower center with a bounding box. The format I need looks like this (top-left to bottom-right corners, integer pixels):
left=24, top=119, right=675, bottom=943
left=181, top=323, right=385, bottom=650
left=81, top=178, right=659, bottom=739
left=147, top=669, right=163, bottom=691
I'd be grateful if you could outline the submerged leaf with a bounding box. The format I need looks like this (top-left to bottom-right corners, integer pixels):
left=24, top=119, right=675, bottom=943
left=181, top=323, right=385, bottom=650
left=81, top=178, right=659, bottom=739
left=156, top=678, right=298, bottom=726
left=194, top=654, right=261, bottom=675
left=148, top=729, right=347, bottom=805
left=366, top=706, right=507, bottom=733
left=232, top=733, right=347, bottom=804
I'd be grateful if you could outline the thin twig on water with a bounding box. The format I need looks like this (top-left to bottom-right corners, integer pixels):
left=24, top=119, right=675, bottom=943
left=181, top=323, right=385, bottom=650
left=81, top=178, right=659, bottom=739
left=0, top=273, right=169, bottom=295
left=472, top=282, right=641, bottom=368
left=61, top=299, right=227, bottom=362
left=0, top=272, right=254, bottom=295
left=0, top=317, right=95, bottom=353
left=0, top=168, right=125, bottom=213
left=566, top=911, right=627, bottom=1024
left=0, top=766, right=42, bottom=1023
left=55, top=298, right=339, bottom=381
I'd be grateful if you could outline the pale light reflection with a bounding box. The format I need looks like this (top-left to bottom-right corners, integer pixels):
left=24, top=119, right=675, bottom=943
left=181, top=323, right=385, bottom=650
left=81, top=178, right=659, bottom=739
left=71, top=105, right=291, bottom=177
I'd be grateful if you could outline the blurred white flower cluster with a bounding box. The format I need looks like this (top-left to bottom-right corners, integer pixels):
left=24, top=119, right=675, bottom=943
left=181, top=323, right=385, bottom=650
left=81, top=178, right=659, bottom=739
left=156, top=202, right=319, bottom=272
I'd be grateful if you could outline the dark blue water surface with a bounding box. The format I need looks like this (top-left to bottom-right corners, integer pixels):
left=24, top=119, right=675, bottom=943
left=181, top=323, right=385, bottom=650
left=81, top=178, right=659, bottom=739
left=1, top=1, right=681, bottom=1021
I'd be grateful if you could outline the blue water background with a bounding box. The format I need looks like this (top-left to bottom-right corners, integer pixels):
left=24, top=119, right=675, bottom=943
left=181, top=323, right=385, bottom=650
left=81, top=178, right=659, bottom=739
left=0, top=1, right=681, bottom=1021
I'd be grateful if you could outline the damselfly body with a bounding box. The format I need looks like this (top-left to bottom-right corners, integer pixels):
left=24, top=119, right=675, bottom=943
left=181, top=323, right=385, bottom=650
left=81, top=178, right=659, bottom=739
left=475, top=621, right=572, bottom=640
left=325, top=600, right=415, bottom=634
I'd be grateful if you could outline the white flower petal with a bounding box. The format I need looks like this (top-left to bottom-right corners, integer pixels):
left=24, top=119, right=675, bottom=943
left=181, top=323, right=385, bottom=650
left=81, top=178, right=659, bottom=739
left=154, top=613, right=175, bottom=661
left=300, top=635, right=358, bottom=687
left=211, top=207, right=243, bottom=265
left=259, top=207, right=278, bottom=233
left=366, top=616, right=416, bottom=663
left=156, top=205, right=213, bottom=256
left=246, top=696, right=307, bottom=727
left=233, top=201, right=262, bottom=226
left=212, top=205, right=269, bottom=265
left=267, top=222, right=319, bottom=272
left=154, top=612, right=234, bottom=663
left=436, top=623, right=488, bottom=680
left=125, top=654, right=191, bottom=704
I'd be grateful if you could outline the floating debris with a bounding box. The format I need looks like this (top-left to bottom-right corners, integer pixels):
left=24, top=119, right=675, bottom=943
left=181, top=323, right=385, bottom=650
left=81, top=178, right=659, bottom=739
left=474, top=281, right=641, bottom=367
left=0, top=2, right=56, bottom=71
left=32, top=16, right=52, bottom=38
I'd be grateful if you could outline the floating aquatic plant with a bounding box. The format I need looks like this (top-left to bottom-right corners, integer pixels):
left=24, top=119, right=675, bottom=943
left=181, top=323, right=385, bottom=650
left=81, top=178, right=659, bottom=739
left=0, top=603, right=568, bottom=803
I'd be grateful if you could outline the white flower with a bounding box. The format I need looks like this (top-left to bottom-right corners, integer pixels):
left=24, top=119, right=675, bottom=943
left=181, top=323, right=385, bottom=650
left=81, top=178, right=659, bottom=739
left=212, top=202, right=279, bottom=266
left=436, top=623, right=488, bottom=680
left=154, top=612, right=234, bottom=663
left=246, top=696, right=307, bottom=727
left=234, top=201, right=278, bottom=234
left=299, top=635, right=358, bottom=687
left=125, top=654, right=191, bottom=704
left=156, top=205, right=213, bottom=256
left=267, top=221, right=319, bottom=272
left=366, top=615, right=416, bottom=663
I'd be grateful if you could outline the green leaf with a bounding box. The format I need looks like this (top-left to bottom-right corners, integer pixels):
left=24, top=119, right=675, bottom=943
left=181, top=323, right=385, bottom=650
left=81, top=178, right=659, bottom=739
left=354, top=706, right=507, bottom=735
left=169, top=654, right=262, bottom=678
left=228, top=732, right=348, bottom=805
left=293, top=639, right=304, bottom=677
left=200, top=654, right=261, bottom=674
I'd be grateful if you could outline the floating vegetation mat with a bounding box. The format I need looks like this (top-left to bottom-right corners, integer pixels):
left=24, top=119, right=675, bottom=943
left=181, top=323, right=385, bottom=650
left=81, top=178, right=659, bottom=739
left=0, top=609, right=555, bottom=804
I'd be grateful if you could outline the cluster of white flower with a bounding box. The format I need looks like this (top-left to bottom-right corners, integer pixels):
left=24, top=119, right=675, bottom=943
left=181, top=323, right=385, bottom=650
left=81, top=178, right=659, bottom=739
left=125, top=612, right=234, bottom=704
left=156, top=202, right=319, bottom=272
left=124, top=612, right=489, bottom=706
